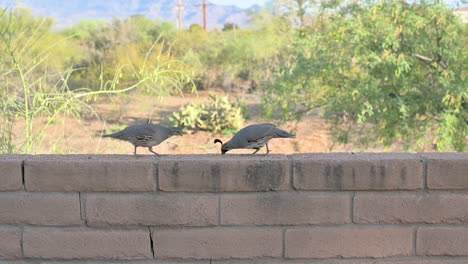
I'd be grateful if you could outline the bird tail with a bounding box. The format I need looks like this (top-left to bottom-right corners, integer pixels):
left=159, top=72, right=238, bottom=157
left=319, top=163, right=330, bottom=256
left=102, top=131, right=123, bottom=138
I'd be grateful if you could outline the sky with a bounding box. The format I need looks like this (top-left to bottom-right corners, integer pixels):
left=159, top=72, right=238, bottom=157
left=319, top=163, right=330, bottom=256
left=209, top=0, right=270, bottom=8
left=209, top=0, right=466, bottom=8
left=0, top=0, right=465, bottom=9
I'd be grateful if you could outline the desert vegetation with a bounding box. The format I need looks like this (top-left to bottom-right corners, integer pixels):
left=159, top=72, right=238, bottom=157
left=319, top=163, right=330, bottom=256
left=0, top=0, right=466, bottom=154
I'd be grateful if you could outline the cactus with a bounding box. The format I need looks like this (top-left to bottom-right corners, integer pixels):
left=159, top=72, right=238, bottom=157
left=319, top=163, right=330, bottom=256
left=168, top=94, right=245, bottom=134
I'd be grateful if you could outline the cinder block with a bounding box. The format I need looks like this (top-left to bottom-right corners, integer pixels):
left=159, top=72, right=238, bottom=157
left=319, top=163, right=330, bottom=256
left=212, top=260, right=468, bottom=264
left=0, top=193, right=81, bottom=226
left=293, top=153, right=423, bottom=190
left=221, top=192, right=351, bottom=225
left=0, top=227, right=21, bottom=259
left=425, top=153, right=468, bottom=189
left=159, top=155, right=290, bottom=192
left=23, top=228, right=152, bottom=259
left=285, top=227, right=413, bottom=258
left=354, top=193, right=468, bottom=224
left=0, top=156, right=24, bottom=191
left=86, top=193, right=218, bottom=226
left=24, top=155, right=156, bottom=192
left=152, top=229, right=282, bottom=259
left=417, top=227, right=468, bottom=256
left=0, top=262, right=210, bottom=264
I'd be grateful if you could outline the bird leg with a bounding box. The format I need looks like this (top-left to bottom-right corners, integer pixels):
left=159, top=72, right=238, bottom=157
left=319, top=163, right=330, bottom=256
left=134, top=146, right=138, bottom=155
left=265, top=143, right=270, bottom=154
left=252, top=148, right=260, bottom=154
left=148, top=146, right=160, bottom=156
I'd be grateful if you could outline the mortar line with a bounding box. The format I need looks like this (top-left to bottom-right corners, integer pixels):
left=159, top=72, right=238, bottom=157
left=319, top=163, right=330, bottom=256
left=21, top=160, right=26, bottom=191
left=7, top=222, right=468, bottom=231
left=288, top=156, right=295, bottom=190
left=78, top=192, right=82, bottom=222
left=413, top=226, right=418, bottom=256
left=154, top=162, right=160, bottom=192
left=79, top=192, right=87, bottom=225
left=282, top=228, right=286, bottom=258
left=20, top=226, right=24, bottom=258
left=421, top=155, right=428, bottom=191
left=351, top=191, right=355, bottom=223
left=148, top=226, right=155, bottom=258
left=15, top=189, right=468, bottom=195
left=218, top=195, right=222, bottom=225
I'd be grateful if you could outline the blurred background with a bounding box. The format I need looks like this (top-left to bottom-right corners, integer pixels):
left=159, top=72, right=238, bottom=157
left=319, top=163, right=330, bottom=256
left=0, top=0, right=466, bottom=155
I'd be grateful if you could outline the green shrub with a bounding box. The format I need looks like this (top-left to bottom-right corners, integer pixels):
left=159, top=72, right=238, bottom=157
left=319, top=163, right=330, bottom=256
left=168, top=94, right=245, bottom=134
left=0, top=8, right=194, bottom=154
left=262, top=0, right=467, bottom=152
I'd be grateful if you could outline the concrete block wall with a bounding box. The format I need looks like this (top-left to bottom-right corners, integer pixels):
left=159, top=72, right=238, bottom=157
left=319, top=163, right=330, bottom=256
left=0, top=153, right=467, bottom=264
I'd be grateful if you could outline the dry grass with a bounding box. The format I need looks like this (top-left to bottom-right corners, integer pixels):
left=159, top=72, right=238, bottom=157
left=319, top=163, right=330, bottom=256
left=10, top=90, right=434, bottom=155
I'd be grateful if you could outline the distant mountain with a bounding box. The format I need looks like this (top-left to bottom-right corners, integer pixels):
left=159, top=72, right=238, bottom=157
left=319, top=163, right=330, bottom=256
left=1, top=0, right=260, bottom=29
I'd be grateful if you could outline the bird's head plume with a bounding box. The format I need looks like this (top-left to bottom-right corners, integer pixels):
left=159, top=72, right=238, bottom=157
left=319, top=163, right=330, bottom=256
left=214, top=139, right=229, bottom=154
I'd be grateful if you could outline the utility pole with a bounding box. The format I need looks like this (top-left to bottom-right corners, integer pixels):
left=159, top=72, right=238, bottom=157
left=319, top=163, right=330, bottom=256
left=177, top=0, right=183, bottom=30
left=202, top=0, right=207, bottom=31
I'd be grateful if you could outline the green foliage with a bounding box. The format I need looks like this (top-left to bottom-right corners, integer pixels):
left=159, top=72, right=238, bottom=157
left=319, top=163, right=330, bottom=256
left=222, top=22, right=239, bottom=31
left=168, top=94, right=245, bottom=134
left=263, top=0, right=467, bottom=151
left=0, top=8, right=80, bottom=71
left=59, top=7, right=292, bottom=93
left=0, top=8, right=194, bottom=154
left=62, top=17, right=188, bottom=93
left=170, top=12, right=294, bottom=91
left=3, top=1, right=464, bottom=153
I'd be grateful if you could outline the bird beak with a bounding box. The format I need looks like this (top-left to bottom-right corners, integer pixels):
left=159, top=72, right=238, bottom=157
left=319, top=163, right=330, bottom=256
left=221, top=149, right=227, bottom=155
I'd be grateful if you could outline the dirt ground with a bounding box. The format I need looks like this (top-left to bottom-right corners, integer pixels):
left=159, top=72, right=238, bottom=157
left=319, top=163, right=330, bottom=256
left=19, top=90, right=427, bottom=155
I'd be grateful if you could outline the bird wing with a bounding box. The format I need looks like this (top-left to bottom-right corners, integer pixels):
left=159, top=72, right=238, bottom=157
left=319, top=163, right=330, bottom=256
left=242, top=124, right=277, bottom=142
left=128, top=124, right=170, bottom=145
left=124, top=125, right=155, bottom=137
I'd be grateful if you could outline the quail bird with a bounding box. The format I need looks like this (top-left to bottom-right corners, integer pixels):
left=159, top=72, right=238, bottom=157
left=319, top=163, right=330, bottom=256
left=103, top=124, right=182, bottom=156
left=214, top=123, right=295, bottom=154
